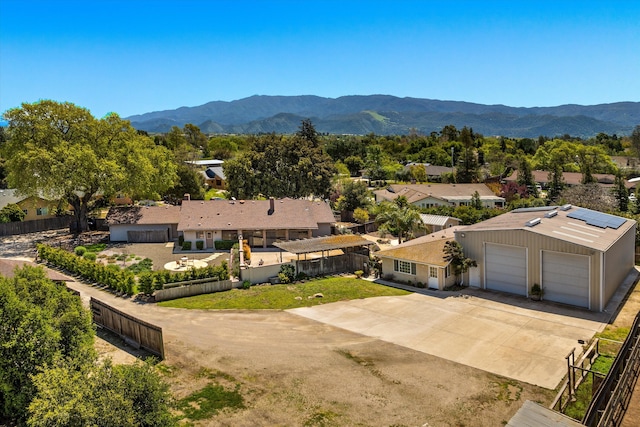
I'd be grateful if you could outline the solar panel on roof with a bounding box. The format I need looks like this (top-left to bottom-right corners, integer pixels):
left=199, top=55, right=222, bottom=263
left=567, top=208, right=626, bottom=230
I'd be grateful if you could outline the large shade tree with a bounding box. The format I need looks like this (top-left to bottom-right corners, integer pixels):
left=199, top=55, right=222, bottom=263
left=3, top=101, right=177, bottom=232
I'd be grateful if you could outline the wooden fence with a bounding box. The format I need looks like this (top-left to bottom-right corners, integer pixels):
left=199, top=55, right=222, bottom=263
left=154, top=279, right=234, bottom=302
left=0, top=216, right=71, bottom=236
left=582, top=311, right=640, bottom=426
left=90, top=297, right=165, bottom=359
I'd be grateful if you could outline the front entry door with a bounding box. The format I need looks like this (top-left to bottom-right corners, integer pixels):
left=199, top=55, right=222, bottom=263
left=206, top=232, right=213, bottom=249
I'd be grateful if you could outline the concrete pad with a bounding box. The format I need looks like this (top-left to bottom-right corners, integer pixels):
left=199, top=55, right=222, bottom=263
left=288, top=292, right=606, bottom=389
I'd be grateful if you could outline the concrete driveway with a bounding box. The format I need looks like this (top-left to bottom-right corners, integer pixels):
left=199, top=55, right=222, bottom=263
left=288, top=289, right=607, bottom=389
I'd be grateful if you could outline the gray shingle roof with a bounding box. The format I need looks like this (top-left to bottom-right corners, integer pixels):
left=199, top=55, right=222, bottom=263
left=178, top=199, right=335, bottom=231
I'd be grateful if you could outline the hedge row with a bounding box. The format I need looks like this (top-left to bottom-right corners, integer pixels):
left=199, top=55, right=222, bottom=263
left=37, top=244, right=230, bottom=296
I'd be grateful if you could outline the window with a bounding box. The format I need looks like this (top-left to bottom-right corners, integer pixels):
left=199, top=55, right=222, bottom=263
left=445, top=265, right=451, bottom=278
left=196, top=231, right=204, bottom=239
left=36, top=207, right=48, bottom=216
left=429, top=266, right=438, bottom=278
left=394, top=259, right=416, bottom=275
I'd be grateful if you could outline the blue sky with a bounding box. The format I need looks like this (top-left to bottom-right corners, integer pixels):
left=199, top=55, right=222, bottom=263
left=1, top=0, right=639, bottom=118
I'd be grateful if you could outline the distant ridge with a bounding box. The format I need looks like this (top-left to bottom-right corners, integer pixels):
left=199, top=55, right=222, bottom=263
left=126, top=95, right=640, bottom=138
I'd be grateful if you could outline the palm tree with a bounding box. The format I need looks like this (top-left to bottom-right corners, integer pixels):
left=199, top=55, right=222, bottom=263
left=375, top=197, right=424, bottom=243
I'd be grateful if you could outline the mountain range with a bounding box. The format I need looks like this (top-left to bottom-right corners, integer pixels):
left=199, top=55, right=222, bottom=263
left=126, top=95, right=640, bottom=138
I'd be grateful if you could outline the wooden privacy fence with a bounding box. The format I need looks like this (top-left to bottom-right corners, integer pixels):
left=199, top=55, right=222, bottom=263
left=0, top=216, right=71, bottom=236
left=582, top=311, right=640, bottom=426
left=154, top=279, right=234, bottom=302
left=90, top=297, right=165, bottom=359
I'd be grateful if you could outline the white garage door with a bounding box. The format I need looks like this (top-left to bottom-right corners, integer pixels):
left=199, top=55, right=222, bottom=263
left=485, top=243, right=527, bottom=295
left=542, top=251, right=589, bottom=308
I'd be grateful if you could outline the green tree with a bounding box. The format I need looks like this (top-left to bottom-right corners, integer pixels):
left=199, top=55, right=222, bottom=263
left=165, top=163, right=205, bottom=204
left=343, top=155, right=364, bottom=177
left=224, top=121, right=335, bottom=199
left=374, top=199, right=424, bottom=243
left=630, top=125, right=640, bottom=156
left=443, top=240, right=477, bottom=286
left=516, top=157, right=538, bottom=198
left=28, top=360, right=175, bottom=427
left=334, top=180, right=371, bottom=212
left=546, top=162, right=565, bottom=202
left=409, top=164, right=428, bottom=183
left=0, top=266, right=95, bottom=421
left=3, top=101, right=177, bottom=232
left=613, top=173, right=629, bottom=212
left=455, top=126, right=479, bottom=183
left=0, top=203, right=25, bottom=223
left=353, top=207, right=370, bottom=224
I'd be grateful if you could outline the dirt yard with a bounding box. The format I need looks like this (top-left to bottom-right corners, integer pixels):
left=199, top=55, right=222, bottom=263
left=3, top=231, right=637, bottom=426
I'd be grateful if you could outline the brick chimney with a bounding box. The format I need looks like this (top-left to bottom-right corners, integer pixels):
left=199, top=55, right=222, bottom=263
left=268, top=197, right=275, bottom=215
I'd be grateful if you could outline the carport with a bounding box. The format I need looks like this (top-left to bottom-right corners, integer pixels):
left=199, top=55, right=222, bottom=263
left=274, top=234, right=373, bottom=276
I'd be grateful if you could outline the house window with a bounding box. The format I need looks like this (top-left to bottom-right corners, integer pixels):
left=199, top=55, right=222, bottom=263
left=429, top=266, right=438, bottom=278
left=394, top=259, right=416, bottom=275
left=196, top=231, right=204, bottom=239
left=36, top=207, right=48, bottom=216
left=216, top=179, right=222, bottom=186
left=222, top=230, right=238, bottom=241
left=445, top=265, right=451, bottom=278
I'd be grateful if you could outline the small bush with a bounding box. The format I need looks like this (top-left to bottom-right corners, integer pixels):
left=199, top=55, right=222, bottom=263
left=279, top=264, right=295, bottom=283
left=196, top=240, right=204, bottom=250
left=182, top=241, right=192, bottom=251
left=178, top=235, right=184, bottom=246
left=242, top=280, right=251, bottom=289
left=214, top=240, right=236, bottom=250
left=83, top=252, right=97, bottom=261
left=354, top=270, right=364, bottom=279
left=296, top=272, right=308, bottom=281
left=416, top=282, right=426, bottom=289
left=278, top=272, right=290, bottom=284
left=74, top=246, right=86, bottom=256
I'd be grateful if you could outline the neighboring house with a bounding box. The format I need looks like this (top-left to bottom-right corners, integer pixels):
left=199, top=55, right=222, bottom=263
left=376, top=227, right=460, bottom=290
left=0, top=259, right=71, bottom=282
left=374, top=184, right=505, bottom=209
left=456, top=205, right=636, bottom=311
left=178, top=198, right=336, bottom=249
left=0, top=189, right=59, bottom=221
left=405, top=163, right=454, bottom=182
left=202, top=166, right=226, bottom=189
left=504, top=170, right=635, bottom=190
left=419, top=214, right=461, bottom=233
left=105, top=205, right=181, bottom=242
left=185, top=159, right=224, bottom=168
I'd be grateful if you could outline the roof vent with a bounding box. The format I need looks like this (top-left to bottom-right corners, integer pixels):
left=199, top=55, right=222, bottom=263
left=544, top=210, right=558, bottom=218
left=525, top=218, right=541, bottom=227
left=560, top=204, right=572, bottom=211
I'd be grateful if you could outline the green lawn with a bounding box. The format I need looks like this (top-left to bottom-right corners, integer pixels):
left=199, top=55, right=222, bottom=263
left=158, top=277, right=410, bottom=310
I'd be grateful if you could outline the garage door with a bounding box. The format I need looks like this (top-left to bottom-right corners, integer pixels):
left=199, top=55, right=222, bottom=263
left=542, top=251, right=589, bottom=308
left=127, top=229, right=168, bottom=243
left=485, top=243, right=527, bottom=295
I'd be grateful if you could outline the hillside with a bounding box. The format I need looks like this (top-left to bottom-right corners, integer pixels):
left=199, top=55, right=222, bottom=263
left=126, top=95, right=640, bottom=138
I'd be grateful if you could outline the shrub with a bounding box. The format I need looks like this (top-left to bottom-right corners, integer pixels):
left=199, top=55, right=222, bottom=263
left=196, top=240, right=204, bottom=250
left=83, top=252, right=97, bottom=261
left=178, top=235, right=184, bottom=246
left=354, top=270, right=364, bottom=279
left=74, top=246, right=87, bottom=256
left=296, top=272, right=308, bottom=281
left=279, top=264, right=295, bottom=283
left=278, top=272, right=290, bottom=284
left=242, top=280, right=251, bottom=289
left=138, top=272, right=155, bottom=295
left=214, top=240, right=236, bottom=250
left=182, top=241, right=192, bottom=251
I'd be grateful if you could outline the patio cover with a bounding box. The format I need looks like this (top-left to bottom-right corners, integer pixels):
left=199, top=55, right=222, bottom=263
left=273, top=234, right=372, bottom=254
